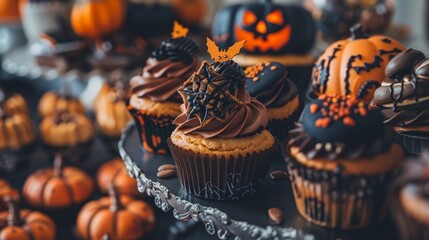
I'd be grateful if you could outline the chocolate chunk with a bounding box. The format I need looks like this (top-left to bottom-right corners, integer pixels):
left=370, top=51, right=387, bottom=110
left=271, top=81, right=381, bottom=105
left=385, top=48, right=426, bottom=78
left=158, top=164, right=176, bottom=172
left=268, top=208, right=284, bottom=225
left=414, top=59, right=429, bottom=79
left=270, top=170, right=287, bottom=181
left=157, top=169, right=176, bottom=179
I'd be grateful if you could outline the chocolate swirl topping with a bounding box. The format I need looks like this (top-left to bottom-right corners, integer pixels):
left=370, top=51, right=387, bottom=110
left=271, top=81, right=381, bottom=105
left=288, top=95, right=393, bottom=160
left=245, top=62, right=298, bottom=108
left=372, top=48, right=429, bottom=128
left=174, top=61, right=268, bottom=138
left=152, top=37, right=199, bottom=64
left=130, top=57, right=200, bottom=102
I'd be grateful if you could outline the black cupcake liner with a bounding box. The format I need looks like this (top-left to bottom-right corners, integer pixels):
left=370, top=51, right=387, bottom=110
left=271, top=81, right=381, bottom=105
left=267, top=103, right=303, bottom=142
left=129, top=109, right=176, bottom=155
left=168, top=138, right=277, bottom=200
left=395, top=132, right=429, bottom=155
left=286, top=156, right=395, bottom=229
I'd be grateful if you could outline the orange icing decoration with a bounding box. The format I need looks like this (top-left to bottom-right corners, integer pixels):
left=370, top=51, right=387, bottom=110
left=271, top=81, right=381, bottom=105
left=207, top=38, right=246, bottom=62
left=172, top=21, right=189, bottom=39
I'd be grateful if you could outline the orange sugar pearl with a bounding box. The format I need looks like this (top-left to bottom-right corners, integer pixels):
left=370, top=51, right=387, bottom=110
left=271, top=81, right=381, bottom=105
left=343, top=117, right=356, bottom=127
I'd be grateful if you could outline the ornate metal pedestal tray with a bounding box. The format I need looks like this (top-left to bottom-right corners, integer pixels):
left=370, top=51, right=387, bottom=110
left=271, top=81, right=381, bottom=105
left=119, top=123, right=398, bottom=240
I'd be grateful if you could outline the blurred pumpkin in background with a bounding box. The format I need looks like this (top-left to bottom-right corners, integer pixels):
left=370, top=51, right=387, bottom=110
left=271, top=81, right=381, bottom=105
left=71, top=0, right=125, bottom=39
left=172, top=0, right=206, bottom=25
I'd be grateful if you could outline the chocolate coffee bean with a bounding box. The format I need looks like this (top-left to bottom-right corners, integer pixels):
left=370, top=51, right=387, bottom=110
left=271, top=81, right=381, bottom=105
left=385, top=48, right=425, bottom=78
left=157, top=169, right=176, bottom=179
left=268, top=208, right=284, bottom=225
left=270, top=171, right=287, bottom=181
left=414, top=59, right=429, bottom=79
left=158, top=164, right=176, bottom=172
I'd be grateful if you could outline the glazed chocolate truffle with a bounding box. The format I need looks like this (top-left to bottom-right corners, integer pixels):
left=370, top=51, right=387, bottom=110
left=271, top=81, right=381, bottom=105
left=286, top=94, right=403, bottom=229
left=371, top=48, right=429, bottom=154
left=390, top=151, right=429, bottom=240
left=168, top=39, right=277, bottom=200
left=128, top=21, right=201, bottom=154
left=245, top=62, right=300, bottom=141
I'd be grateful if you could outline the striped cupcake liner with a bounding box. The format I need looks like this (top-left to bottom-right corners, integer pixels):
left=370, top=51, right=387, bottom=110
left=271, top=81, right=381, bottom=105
left=286, top=157, right=395, bottom=230
left=395, top=132, right=429, bottom=155
left=168, top=139, right=277, bottom=200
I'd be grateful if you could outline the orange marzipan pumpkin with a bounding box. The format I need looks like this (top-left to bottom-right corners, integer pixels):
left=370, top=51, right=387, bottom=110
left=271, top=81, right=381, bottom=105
left=71, top=0, right=125, bottom=39
left=311, top=24, right=405, bottom=103
left=0, top=198, right=56, bottom=240
left=76, top=186, right=155, bottom=240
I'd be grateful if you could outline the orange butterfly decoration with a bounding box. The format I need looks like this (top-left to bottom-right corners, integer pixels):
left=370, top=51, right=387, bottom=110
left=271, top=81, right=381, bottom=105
left=206, top=38, right=246, bottom=62
left=171, top=21, right=189, bottom=39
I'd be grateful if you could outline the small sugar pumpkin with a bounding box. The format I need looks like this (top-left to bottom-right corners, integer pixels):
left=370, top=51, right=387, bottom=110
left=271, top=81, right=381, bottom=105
left=38, top=91, right=85, bottom=118
left=23, top=154, right=94, bottom=209
left=0, top=198, right=56, bottom=240
left=76, top=186, right=155, bottom=240
left=212, top=0, right=316, bottom=55
left=71, top=0, right=125, bottom=39
left=311, top=24, right=405, bottom=103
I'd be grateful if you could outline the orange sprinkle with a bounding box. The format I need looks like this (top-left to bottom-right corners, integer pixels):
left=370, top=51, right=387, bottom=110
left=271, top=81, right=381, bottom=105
left=310, top=104, right=319, bottom=114
left=270, top=66, right=277, bottom=70
left=321, top=109, right=328, bottom=116
left=343, top=117, right=355, bottom=127
left=315, top=118, right=331, bottom=128
left=318, top=95, right=327, bottom=100
left=323, top=101, right=329, bottom=106
left=359, top=107, right=367, bottom=116
left=253, top=77, right=259, bottom=82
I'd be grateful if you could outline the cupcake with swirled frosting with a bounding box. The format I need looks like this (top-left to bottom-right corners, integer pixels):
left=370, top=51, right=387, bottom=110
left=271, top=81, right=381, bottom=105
left=371, top=48, right=429, bottom=154
left=245, top=61, right=300, bottom=141
left=128, top=23, right=200, bottom=154
left=286, top=94, right=403, bottom=229
left=167, top=59, right=277, bottom=200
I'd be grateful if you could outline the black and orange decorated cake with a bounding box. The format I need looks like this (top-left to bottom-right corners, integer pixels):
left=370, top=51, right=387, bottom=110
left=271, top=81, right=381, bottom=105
left=128, top=21, right=201, bottom=154
left=371, top=48, right=429, bottom=154
left=245, top=61, right=300, bottom=141
left=167, top=38, right=277, bottom=200
left=286, top=94, right=403, bottom=229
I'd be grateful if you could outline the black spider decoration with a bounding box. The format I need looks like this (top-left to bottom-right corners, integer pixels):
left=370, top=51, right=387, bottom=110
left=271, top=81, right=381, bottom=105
left=178, top=62, right=244, bottom=125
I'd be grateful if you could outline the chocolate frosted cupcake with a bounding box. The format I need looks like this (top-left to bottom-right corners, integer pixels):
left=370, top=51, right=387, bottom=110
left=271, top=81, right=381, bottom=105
left=168, top=39, right=277, bottom=200
left=245, top=62, right=300, bottom=141
left=128, top=22, right=200, bottom=154
left=286, top=94, right=404, bottom=229
left=390, top=151, right=429, bottom=240
left=372, top=48, right=429, bottom=154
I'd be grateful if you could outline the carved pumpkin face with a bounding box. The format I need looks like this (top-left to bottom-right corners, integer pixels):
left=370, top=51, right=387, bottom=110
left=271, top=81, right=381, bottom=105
left=234, top=4, right=291, bottom=53
left=311, top=25, right=405, bottom=103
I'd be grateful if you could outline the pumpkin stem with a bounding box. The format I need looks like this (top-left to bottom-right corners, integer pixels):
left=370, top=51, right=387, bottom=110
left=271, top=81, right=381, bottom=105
left=107, top=184, right=122, bottom=212
left=53, top=153, right=64, bottom=178
left=4, top=196, right=22, bottom=227
left=350, top=24, right=369, bottom=40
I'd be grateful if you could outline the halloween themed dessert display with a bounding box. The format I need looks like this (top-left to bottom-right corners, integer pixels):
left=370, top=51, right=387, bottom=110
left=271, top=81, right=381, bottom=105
left=286, top=95, right=404, bottom=229
left=310, top=24, right=405, bottom=104
left=371, top=48, right=429, bottom=154
left=21, top=0, right=71, bottom=43
left=167, top=38, right=277, bottom=200
left=96, top=158, right=140, bottom=197
left=305, top=0, right=394, bottom=42
left=390, top=150, right=429, bottom=240
left=94, top=77, right=132, bottom=139
left=30, top=30, right=89, bottom=70
left=38, top=90, right=85, bottom=118
left=244, top=61, right=300, bottom=141
left=76, top=186, right=155, bottom=240
left=40, top=110, right=94, bottom=150
left=0, top=180, right=19, bottom=212
left=0, top=197, right=56, bottom=240
left=23, top=153, right=94, bottom=209
left=0, top=0, right=21, bottom=23
left=128, top=21, right=201, bottom=154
